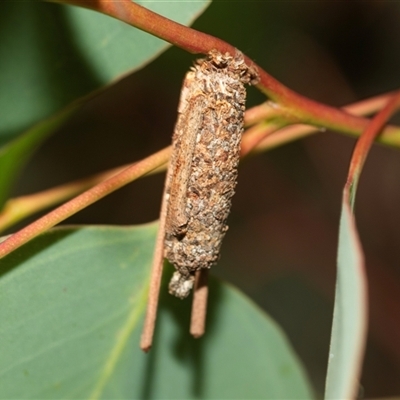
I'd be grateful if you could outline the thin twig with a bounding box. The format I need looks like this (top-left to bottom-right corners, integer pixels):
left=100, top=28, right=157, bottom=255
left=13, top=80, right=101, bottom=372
left=0, top=161, right=167, bottom=234
left=190, top=269, right=209, bottom=339
left=140, top=171, right=169, bottom=352
left=0, top=147, right=171, bottom=259
left=47, top=0, right=393, bottom=137
left=345, top=90, right=400, bottom=208
left=255, top=93, right=400, bottom=153
left=240, top=122, right=283, bottom=156
left=1, top=92, right=399, bottom=236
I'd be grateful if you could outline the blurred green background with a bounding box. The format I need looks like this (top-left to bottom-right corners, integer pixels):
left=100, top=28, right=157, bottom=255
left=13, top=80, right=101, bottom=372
left=9, top=1, right=400, bottom=397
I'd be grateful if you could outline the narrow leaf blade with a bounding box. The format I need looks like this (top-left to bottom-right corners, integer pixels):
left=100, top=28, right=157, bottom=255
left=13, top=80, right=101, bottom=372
left=325, top=198, right=368, bottom=399
left=0, top=107, right=77, bottom=209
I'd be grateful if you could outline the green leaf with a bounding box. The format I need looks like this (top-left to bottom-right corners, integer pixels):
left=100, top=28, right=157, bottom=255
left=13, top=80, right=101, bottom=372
left=324, top=199, right=368, bottom=399
left=0, top=107, right=77, bottom=209
left=0, top=224, right=313, bottom=399
left=64, top=0, right=209, bottom=83
left=0, top=0, right=210, bottom=141
left=0, top=0, right=209, bottom=208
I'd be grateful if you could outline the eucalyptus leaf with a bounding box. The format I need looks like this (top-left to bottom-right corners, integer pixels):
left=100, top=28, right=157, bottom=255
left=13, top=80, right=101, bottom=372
left=0, top=0, right=210, bottom=140
left=0, top=107, right=77, bottom=209
left=0, top=224, right=313, bottom=399
left=324, top=199, right=368, bottom=399
left=0, top=0, right=209, bottom=209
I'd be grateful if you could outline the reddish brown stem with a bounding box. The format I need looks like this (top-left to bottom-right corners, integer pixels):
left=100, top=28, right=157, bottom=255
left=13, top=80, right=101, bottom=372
left=240, top=122, right=282, bottom=157
left=346, top=90, right=400, bottom=207
left=0, top=146, right=170, bottom=259
left=190, top=269, right=209, bottom=339
left=140, top=170, right=170, bottom=352
left=47, top=0, right=383, bottom=137
left=1, top=91, right=399, bottom=236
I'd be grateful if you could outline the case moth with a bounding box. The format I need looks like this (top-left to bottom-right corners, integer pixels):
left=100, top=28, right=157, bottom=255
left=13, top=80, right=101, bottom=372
left=164, top=50, right=259, bottom=299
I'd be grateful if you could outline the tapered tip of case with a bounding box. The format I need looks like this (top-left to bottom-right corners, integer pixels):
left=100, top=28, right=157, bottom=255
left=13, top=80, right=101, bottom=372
left=140, top=340, right=152, bottom=353
left=190, top=329, right=204, bottom=339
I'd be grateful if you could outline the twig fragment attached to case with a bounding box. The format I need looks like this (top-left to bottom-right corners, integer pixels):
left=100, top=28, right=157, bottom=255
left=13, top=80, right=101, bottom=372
left=141, top=50, right=259, bottom=352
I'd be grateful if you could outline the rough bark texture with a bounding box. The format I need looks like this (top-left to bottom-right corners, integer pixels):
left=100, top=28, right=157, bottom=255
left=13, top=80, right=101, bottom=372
left=164, top=50, right=259, bottom=299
